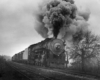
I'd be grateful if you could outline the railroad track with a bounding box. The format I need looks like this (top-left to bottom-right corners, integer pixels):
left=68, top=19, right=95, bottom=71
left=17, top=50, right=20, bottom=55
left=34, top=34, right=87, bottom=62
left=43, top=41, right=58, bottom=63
left=15, top=62, right=100, bottom=80
left=6, top=62, right=32, bottom=80
left=25, top=64, right=100, bottom=79
left=39, top=67, right=100, bottom=80
left=7, top=62, right=59, bottom=80
left=45, top=67, right=100, bottom=79
left=35, top=67, right=99, bottom=80
left=8, top=61, right=100, bottom=80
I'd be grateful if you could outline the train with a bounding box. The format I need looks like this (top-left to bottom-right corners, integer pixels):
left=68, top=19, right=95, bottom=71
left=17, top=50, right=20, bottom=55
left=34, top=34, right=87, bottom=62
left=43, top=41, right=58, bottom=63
left=12, top=38, right=68, bottom=68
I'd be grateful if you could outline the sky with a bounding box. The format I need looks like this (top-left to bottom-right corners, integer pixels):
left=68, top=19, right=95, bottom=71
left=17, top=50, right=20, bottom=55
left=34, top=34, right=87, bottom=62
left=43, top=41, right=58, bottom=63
left=0, top=0, right=100, bottom=56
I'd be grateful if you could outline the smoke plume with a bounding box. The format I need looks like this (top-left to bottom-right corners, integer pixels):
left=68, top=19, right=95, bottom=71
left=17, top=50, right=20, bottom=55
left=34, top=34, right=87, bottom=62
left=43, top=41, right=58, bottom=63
left=35, top=0, right=90, bottom=40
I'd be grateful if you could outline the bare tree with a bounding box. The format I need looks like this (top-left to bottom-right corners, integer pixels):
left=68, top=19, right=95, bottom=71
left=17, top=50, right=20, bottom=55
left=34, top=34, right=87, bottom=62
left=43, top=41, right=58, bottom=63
left=71, top=30, right=100, bottom=71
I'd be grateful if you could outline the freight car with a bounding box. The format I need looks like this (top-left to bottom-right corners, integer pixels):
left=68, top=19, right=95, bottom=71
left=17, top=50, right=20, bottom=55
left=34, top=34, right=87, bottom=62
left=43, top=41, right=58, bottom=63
left=12, top=51, right=24, bottom=62
left=12, top=38, right=67, bottom=68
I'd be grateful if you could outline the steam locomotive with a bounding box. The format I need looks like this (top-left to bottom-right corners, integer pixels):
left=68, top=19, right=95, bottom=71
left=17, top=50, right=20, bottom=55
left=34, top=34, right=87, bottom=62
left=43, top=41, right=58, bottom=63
left=12, top=38, right=67, bottom=68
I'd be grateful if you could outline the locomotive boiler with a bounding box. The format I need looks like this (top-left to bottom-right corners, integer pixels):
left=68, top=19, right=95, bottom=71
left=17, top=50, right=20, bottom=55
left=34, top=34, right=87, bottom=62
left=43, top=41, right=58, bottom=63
left=12, top=38, right=67, bottom=68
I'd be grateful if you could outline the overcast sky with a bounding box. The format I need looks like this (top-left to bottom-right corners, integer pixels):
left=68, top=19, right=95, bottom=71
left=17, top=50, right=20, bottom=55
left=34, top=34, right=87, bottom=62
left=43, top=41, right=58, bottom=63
left=0, top=0, right=100, bottom=56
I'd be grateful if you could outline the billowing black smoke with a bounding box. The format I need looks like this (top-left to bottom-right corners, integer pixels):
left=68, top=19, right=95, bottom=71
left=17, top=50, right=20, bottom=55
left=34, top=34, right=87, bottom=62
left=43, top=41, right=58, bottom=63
left=35, top=0, right=77, bottom=38
left=35, top=0, right=90, bottom=42
left=44, top=0, right=77, bottom=38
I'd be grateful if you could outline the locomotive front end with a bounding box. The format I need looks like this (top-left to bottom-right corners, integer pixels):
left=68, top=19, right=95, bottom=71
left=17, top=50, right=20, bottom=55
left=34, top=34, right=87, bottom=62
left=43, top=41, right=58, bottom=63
left=45, top=38, right=66, bottom=68
left=50, top=39, right=65, bottom=56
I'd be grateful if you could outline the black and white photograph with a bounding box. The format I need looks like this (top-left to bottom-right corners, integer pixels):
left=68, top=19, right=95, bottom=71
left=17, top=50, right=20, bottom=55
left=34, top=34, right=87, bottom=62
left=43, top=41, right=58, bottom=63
left=0, top=0, right=100, bottom=80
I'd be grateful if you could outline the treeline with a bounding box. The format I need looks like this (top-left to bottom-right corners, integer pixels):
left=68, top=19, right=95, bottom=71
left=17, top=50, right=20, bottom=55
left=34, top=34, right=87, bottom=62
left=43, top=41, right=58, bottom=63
left=0, top=55, right=11, bottom=61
